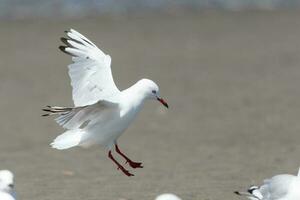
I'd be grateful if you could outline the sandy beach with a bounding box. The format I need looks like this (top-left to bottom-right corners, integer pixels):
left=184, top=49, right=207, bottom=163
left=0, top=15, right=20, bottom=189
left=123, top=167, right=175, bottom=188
left=1, top=10, right=300, bottom=200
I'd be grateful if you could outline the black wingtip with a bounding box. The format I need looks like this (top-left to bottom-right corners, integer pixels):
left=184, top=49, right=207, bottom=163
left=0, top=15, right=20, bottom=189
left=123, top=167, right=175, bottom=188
left=60, top=37, right=69, bottom=46
left=59, top=45, right=75, bottom=56
left=41, top=114, right=50, bottom=117
left=234, top=191, right=240, bottom=195
left=59, top=45, right=66, bottom=52
left=59, top=46, right=71, bottom=55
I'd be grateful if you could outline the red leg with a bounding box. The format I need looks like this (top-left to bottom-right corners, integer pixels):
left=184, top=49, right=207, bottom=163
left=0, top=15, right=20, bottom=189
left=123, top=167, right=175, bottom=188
left=115, top=144, right=143, bottom=169
left=108, top=151, right=134, bottom=177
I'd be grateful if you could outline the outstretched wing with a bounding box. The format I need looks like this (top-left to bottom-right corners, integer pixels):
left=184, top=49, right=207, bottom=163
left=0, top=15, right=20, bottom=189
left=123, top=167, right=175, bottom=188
left=42, top=100, right=118, bottom=130
left=60, top=29, right=120, bottom=107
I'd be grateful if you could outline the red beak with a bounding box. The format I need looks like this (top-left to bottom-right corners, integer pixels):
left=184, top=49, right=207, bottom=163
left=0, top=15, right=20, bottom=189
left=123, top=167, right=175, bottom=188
left=157, top=97, right=169, bottom=108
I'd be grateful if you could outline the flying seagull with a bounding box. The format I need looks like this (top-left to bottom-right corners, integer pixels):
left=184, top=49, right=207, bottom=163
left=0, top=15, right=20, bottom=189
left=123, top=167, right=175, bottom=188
left=234, top=167, right=300, bottom=200
left=0, top=170, right=16, bottom=200
left=43, top=29, right=168, bottom=176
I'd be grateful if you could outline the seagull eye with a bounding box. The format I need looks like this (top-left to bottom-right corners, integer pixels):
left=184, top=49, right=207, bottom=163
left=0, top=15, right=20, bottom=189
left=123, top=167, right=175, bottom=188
left=152, top=90, right=156, bottom=94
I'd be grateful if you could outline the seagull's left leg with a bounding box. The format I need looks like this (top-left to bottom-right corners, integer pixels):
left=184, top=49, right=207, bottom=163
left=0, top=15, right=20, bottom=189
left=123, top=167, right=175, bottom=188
left=108, top=151, right=134, bottom=177
left=115, top=144, right=143, bottom=169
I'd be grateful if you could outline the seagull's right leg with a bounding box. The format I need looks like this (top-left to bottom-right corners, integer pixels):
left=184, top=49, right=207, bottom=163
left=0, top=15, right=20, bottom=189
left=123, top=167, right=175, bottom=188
left=115, top=144, right=143, bottom=169
left=108, top=151, right=134, bottom=177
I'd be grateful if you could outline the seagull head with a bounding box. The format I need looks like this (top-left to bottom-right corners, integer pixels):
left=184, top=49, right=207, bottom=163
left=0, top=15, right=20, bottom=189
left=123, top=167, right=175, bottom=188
left=138, top=79, right=168, bottom=108
left=0, top=170, right=14, bottom=193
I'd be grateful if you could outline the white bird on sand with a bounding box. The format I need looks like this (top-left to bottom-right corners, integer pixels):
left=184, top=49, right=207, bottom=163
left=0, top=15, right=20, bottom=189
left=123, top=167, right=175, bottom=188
left=43, top=29, right=168, bottom=176
left=0, top=170, right=16, bottom=200
left=155, top=193, right=182, bottom=200
left=234, top=167, right=300, bottom=200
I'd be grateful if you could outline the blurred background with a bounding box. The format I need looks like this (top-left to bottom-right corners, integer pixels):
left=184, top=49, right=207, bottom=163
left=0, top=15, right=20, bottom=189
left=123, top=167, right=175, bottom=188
left=2, top=0, right=300, bottom=19
left=1, top=1, right=300, bottom=200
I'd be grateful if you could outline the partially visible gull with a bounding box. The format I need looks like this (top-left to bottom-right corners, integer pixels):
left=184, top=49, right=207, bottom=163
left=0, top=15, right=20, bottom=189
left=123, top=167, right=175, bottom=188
left=235, top=167, right=300, bottom=200
left=0, top=170, right=16, bottom=200
left=155, top=193, right=182, bottom=200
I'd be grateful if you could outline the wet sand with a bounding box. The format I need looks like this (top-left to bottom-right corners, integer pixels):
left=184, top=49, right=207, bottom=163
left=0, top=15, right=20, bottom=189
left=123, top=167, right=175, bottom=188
left=1, top=10, right=300, bottom=200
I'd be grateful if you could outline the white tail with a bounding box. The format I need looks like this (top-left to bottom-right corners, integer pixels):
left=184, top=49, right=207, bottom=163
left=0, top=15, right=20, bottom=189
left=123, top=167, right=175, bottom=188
left=297, top=167, right=300, bottom=177
left=50, top=129, right=87, bottom=150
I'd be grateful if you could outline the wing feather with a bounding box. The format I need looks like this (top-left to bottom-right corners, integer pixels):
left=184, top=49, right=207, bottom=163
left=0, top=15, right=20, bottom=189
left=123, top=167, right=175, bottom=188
left=260, top=175, right=294, bottom=199
left=66, top=31, right=95, bottom=48
left=60, top=29, right=120, bottom=106
left=68, top=29, right=98, bottom=47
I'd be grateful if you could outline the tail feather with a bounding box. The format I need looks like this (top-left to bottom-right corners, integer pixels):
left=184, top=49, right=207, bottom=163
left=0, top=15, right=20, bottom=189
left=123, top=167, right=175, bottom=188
left=51, top=129, right=86, bottom=150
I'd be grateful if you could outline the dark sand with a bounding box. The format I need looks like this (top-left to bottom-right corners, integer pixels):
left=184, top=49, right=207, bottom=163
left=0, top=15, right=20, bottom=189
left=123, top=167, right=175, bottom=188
left=1, top=10, right=300, bottom=200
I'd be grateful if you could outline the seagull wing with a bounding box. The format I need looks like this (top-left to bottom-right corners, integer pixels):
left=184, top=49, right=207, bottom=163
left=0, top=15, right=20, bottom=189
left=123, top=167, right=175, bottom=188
left=260, top=175, right=294, bottom=200
left=60, top=29, right=120, bottom=107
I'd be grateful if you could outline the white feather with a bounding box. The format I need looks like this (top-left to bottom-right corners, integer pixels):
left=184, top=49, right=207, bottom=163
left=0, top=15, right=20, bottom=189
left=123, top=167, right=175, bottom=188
left=69, top=29, right=98, bottom=48
left=51, top=129, right=87, bottom=150
left=63, top=29, right=120, bottom=107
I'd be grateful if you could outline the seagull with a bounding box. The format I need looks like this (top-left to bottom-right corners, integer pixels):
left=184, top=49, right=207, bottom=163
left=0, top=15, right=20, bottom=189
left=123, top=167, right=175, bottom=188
left=155, top=194, right=182, bottom=200
left=0, top=170, right=16, bottom=200
left=42, top=29, right=169, bottom=176
left=234, top=167, right=300, bottom=200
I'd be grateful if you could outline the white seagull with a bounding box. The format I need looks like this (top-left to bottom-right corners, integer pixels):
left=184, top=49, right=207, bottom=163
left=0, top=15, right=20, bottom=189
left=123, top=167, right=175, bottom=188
left=43, top=29, right=168, bottom=176
left=234, top=167, right=300, bottom=200
left=0, top=170, right=16, bottom=200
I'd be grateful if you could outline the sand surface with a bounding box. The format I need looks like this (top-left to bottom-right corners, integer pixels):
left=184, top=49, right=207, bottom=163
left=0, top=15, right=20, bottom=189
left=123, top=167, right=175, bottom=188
left=1, top=10, right=300, bottom=200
